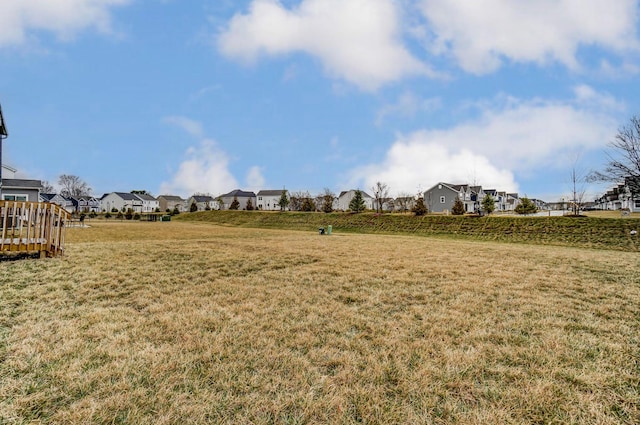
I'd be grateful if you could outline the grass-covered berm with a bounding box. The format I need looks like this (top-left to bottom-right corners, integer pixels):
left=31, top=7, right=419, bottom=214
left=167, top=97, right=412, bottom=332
left=1, top=220, right=639, bottom=424
left=177, top=210, right=640, bottom=252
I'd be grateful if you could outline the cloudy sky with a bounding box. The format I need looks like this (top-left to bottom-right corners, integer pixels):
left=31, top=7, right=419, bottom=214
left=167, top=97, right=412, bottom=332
left=1, top=0, right=639, bottom=201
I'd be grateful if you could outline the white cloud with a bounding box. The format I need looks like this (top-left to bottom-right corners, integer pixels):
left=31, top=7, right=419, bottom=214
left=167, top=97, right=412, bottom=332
left=245, top=166, right=266, bottom=191
left=217, top=0, right=430, bottom=90
left=349, top=141, right=518, bottom=196
left=0, top=0, right=130, bottom=47
left=160, top=117, right=239, bottom=196
left=419, top=0, right=640, bottom=73
left=348, top=87, right=619, bottom=195
left=159, top=140, right=239, bottom=197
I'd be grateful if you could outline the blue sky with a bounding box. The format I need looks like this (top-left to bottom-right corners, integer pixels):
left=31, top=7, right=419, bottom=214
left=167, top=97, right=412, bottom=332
left=1, top=0, right=639, bottom=201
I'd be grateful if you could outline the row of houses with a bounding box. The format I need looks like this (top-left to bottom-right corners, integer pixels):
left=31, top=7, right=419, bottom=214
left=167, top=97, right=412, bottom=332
left=593, top=177, right=640, bottom=212
left=1, top=168, right=534, bottom=215
left=0, top=163, right=547, bottom=215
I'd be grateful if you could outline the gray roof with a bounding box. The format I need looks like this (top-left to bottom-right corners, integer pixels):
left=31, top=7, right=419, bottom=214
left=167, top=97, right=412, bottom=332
left=113, top=192, right=140, bottom=201
left=158, top=195, right=185, bottom=201
left=191, top=195, right=214, bottom=202
left=257, top=190, right=286, bottom=196
left=0, top=104, right=7, bottom=137
left=339, top=189, right=372, bottom=199
left=221, top=189, right=256, bottom=198
left=1, top=178, right=42, bottom=189
left=135, top=193, right=156, bottom=201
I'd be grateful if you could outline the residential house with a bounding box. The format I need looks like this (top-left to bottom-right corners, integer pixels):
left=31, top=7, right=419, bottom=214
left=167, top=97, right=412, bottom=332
left=257, top=190, right=288, bottom=211
left=158, top=195, right=186, bottom=213
left=40, top=193, right=75, bottom=212
left=393, top=196, right=416, bottom=213
left=0, top=165, right=42, bottom=202
left=187, top=195, right=216, bottom=211
left=424, top=183, right=465, bottom=214
left=336, top=190, right=374, bottom=211
left=218, top=189, right=257, bottom=210
left=135, top=193, right=159, bottom=213
left=74, top=196, right=101, bottom=213
left=101, top=192, right=143, bottom=213
left=595, top=177, right=640, bottom=212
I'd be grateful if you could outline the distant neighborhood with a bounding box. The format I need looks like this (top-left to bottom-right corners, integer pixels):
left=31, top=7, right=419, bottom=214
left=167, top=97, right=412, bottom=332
left=2, top=163, right=638, bottom=214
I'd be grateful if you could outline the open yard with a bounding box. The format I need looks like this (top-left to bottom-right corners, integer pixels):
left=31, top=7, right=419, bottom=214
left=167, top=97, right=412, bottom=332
left=1, top=221, right=639, bottom=424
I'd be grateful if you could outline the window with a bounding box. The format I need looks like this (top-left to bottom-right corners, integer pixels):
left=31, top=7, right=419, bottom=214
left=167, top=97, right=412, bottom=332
left=635, top=200, right=640, bottom=208
left=3, top=194, right=28, bottom=201
left=440, top=196, right=446, bottom=203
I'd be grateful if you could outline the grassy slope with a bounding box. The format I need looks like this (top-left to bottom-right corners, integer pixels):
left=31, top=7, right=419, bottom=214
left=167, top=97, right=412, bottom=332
left=176, top=211, right=640, bottom=252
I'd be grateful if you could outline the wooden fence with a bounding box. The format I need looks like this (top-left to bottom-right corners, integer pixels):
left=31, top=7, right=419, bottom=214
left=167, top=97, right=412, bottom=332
left=0, top=200, right=70, bottom=258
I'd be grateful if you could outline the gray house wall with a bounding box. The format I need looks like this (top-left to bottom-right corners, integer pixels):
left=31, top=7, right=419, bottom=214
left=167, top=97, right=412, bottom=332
left=424, top=183, right=459, bottom=213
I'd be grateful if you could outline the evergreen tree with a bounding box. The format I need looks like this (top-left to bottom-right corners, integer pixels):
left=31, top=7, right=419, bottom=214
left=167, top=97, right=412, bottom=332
left=515, top=197, right=538, bottom=215
left=412, top=197, right=428, bottom=216
left=246, top=198, right=254, bottom=211
left=172, top=206, right=180, bottom=215
left=451, top=197, right=465, bottom=215
left=349, top=190, right=366, bottom=213
left=229, top=196, right=240, bottom=210
left=190, top=202, right=198, bottom=212
left=278, top=190, right=290, bottom=211
left=481, top=194, right=495, bottom=214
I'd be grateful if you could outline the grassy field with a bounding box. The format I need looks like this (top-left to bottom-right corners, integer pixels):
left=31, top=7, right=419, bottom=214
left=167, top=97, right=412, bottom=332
left=1, top=221, right=639, bottom=424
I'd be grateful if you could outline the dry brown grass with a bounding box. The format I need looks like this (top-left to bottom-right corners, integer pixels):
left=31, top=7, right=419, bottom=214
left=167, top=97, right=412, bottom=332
left=1, top=221, right=639, bottom=424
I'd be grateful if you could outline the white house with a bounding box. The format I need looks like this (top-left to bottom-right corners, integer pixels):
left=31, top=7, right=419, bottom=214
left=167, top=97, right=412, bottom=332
left=336, top=190, right=374, bottom=211
left=101, top=192, right=143, bottom=213
left=135, top=193, right=159, bottom=213
left=257, top=190, right=288, bottom=211
left=187, top=195, right=217, bottom=211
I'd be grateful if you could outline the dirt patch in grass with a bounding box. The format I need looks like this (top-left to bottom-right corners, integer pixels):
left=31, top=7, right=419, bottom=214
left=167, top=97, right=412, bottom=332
left=1, top=221, right=639, bottom=424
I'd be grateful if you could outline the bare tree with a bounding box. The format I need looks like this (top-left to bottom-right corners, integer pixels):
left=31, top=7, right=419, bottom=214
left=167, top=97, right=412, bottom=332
left=58, top=174, right=91, bottom=198
left=395, top=192, right=414, bottom=213
left=591, top=115, right=640, bottom=195
left=569, top=159, right=588, bottom=216
left=371, top=181, right=390, bottom=214
left=319, top=188, right=335, bottom=213
left=41, top=180, right=55, bottom=193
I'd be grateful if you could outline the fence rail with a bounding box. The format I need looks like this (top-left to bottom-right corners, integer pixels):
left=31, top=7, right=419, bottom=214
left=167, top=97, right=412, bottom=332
left=0, top=200, right=70, bottom=258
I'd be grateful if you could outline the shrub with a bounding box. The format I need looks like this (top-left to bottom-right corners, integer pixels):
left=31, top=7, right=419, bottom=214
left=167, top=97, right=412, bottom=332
left=105, top=212, right=112, bottom=219
left=133, top=213, right=141, bottom=220
left=451, top=198, right=465, bottom=215
left=412, top=197, right=428, bottom=216
left=515, top=197, right=538, bottom=215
